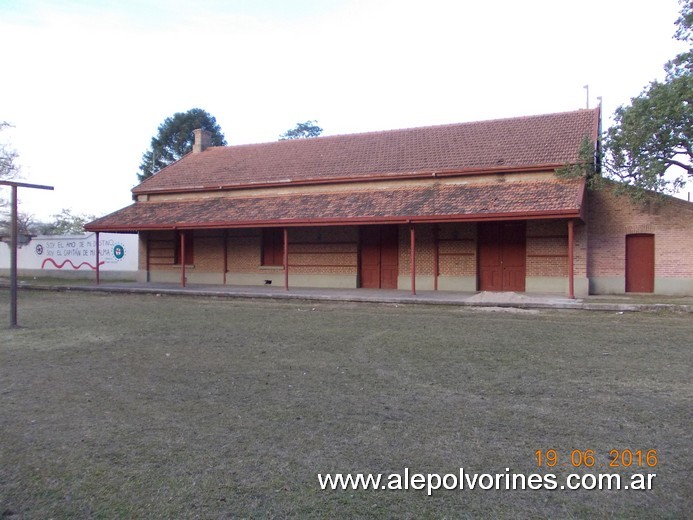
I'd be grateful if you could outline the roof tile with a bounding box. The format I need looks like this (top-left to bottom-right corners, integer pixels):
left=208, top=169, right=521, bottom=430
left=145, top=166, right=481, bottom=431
left=87, top=178, right=585, bottom=231
left=133, top=109, right=600, bottom=194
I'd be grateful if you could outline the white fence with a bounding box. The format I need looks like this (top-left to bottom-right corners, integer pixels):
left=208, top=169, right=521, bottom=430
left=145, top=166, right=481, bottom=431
left=0, top=232, right=139, bottom=280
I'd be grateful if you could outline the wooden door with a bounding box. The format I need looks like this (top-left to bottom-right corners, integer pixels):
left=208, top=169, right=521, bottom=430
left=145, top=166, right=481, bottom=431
left=501, top=222, right=526, bottom=292
left=359, top=226, right=399, bottom=289
left=478, top=222, right=503, bottom=291
left=360, top=226, right=381, bottom=289
left=626, top=234, right=654, bottom=293
left=379, top=226, right=399, bottom=289
left=478, top=222, right=526, bottom=291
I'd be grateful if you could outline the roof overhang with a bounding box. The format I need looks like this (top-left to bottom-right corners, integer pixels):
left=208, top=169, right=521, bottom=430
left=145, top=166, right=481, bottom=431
left=87, top=178, right=586, bottom=232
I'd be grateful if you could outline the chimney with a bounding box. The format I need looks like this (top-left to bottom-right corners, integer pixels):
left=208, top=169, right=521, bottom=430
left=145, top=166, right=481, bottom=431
left=192, top=128, right=212, bottom=153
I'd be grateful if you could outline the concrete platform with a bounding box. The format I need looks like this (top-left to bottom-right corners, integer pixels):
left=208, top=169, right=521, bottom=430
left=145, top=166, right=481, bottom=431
left=11, top=280, right=693, bottom=313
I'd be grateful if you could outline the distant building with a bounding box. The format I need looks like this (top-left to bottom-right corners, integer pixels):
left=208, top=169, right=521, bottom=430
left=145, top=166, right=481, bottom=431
left=85, top=109, right=693, bottom=296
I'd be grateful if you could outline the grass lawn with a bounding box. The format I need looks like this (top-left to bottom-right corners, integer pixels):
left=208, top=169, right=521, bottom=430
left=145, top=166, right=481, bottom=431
left=1, top=289, right=691, bottom=519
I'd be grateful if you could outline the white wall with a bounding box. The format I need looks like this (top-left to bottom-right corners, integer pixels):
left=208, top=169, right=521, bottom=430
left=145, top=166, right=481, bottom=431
left=0, top=232, right=138, bottom=278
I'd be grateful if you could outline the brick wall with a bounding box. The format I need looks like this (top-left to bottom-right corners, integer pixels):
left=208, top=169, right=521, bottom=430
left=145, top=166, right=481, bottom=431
left=526, top=220, right=568, bottom=277
left=587, top=188, right=693, bottom=279
left=142, top=218, right=593, bottom=291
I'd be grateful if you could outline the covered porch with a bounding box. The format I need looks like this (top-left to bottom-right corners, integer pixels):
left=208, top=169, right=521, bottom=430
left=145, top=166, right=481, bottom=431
left=86, top=177, right=587, bottom=298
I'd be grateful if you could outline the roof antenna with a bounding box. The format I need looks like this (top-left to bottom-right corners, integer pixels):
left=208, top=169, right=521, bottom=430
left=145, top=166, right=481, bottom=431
left=583, top=85, right=589, bottom=109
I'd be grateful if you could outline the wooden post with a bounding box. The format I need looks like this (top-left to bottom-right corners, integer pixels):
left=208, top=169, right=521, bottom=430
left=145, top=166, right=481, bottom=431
left=95, top=231, right=100, bottom=285
left=180, top=231, right=186, bottom=288
left=283, top=227, right=289, bottom=291
left=568, top=219, right=575, bottom=299
left=410, top=224, right=416, bottom=296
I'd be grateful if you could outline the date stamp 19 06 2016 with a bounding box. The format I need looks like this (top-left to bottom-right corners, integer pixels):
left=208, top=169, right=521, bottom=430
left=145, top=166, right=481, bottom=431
left=535, top=449, right=658, bottom=469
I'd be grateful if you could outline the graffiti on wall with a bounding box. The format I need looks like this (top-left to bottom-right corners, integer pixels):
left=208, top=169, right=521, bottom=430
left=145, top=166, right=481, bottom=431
left=35, top=237, right=127, bottom=270
left=0, top=233, right=138, bottom=272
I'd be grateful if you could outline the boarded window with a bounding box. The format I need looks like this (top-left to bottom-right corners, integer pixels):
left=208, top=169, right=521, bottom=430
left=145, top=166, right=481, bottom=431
left=174, top=230, right=194, bottom=265
left=262, top=228, right=284, bottom=267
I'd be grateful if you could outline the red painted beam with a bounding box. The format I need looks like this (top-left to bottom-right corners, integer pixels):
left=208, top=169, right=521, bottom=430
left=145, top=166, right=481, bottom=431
left=433, top=224, right=439, bottom=291
left=180, top=231, right=186, bottom=288
left=410, top=224, right=416, bottom=296
left=283, top=227, right=289, bottom=291
left=95, top=231, right=100, bottom=285
left=223, top=229, right=228, bottom=285
left=568, top=219, right=575, bottom=299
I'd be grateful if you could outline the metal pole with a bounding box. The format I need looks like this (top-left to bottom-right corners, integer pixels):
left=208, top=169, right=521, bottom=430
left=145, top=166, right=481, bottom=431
left=1, top=180, right=54, bottom=328
left=583, top=84, right=589, bottom=109
left=9, top=185, right=18, bottom=328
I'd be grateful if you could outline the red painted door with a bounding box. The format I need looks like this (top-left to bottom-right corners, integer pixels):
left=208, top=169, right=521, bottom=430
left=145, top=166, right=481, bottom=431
left=360, top=226, right=399, bottom=289
left=360, top=226, right=381, bottom=289
left=626, top=234, right=654, bottom=293
left=380, top=226, right=399, bottom=289
left=478, top=222, right=526, bottom=291
left=478, top=223, right=503, bottom=291
left=501, top=222, right=526, bottom=292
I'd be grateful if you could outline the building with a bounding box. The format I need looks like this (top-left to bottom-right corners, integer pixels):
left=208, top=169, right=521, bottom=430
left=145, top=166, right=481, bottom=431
left=84, top=108, right=693, bottom=296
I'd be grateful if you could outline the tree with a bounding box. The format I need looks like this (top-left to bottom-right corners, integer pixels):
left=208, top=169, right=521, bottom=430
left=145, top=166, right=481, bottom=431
left=279, top=120, right=323, bottom=140
left=602, top=0, right=693, bottom=195
left=0, top=121, right=20, bottom=234
left=137, top=108, right=226, bottom=182
left=666, top=0, right=693, bottom=78
left=1, top=121, right=19, bottom=181
left=32, top=209, right=96, bottom=235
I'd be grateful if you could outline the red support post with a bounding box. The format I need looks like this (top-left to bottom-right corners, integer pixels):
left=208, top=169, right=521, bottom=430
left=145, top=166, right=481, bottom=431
left=180, top=231, right=186, bottom=288
left=223, top=229, right=228, bottom=285
left=145, top=234, right=150, bottom=283
left=95, top=231, right=100, bottom=285
left=433, top=224, right=439, bottom=291
left=568, top=219, right=575, bottom=299
left=283, top=227, right=289, bottom=291
left=410, top=224, right=416, bottom=296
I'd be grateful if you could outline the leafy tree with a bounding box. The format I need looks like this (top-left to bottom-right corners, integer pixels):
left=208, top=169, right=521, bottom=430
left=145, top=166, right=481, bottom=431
left=137, top=108, right=226, bottom=182
left=556, top=136, right=604, bottom=190
left=0, top=121, right=19, bottom=181
left=279, top=120, right=323, bottom=140
left=602, top=0, right=693, bottom=195
left=32, top=209, right=96, bottom=235
left=666, top=0, right=693, bottom=78
left=0, top=121, right=20, bottom=234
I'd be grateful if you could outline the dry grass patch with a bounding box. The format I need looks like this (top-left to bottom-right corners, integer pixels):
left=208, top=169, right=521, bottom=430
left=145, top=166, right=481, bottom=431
left=0, top=290, right=691, bottom=519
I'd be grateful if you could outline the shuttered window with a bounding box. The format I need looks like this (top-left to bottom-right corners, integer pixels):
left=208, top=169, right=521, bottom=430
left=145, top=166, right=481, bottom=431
left=262, top=228, right=284, bottom=266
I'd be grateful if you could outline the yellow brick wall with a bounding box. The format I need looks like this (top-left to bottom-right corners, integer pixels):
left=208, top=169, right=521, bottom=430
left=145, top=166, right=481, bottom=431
left=141, top=218, right=595, bottom=288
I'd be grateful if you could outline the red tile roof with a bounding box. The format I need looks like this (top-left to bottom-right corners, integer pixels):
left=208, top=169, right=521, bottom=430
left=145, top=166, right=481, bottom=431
left=86, top=178, right=585, bottom=231
left=133, top=108, right=600, bottom=194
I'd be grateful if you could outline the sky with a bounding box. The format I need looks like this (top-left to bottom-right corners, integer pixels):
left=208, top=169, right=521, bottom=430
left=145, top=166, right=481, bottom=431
left=0, top=0, right=688, bottom=220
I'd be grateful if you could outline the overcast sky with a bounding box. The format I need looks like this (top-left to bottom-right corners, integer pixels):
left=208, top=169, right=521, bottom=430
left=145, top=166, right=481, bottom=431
left=0, top=0, right=687, bottom=220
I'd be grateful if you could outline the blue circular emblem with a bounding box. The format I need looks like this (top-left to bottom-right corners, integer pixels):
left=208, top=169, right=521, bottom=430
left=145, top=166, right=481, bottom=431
left=113, top=244, right=125, bottom=260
